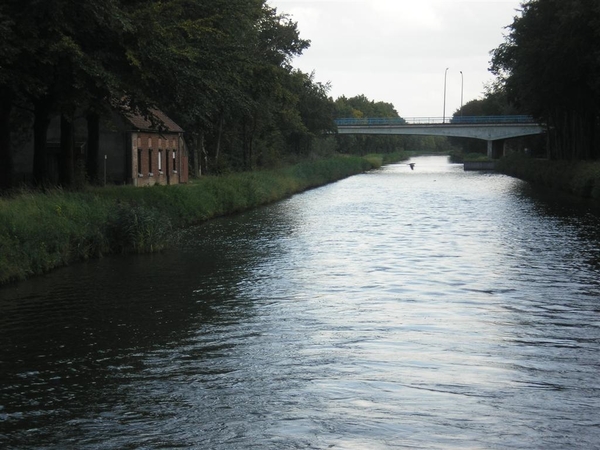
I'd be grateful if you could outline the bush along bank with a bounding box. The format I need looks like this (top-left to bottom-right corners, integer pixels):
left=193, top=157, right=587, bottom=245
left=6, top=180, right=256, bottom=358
left=0, top=153, right=407, bottom=285
left=495, top=153, right=600, bottom=201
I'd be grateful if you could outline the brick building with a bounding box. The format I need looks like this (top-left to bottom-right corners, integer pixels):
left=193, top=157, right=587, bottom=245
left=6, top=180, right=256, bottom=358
left=126, top=110, right=188, bottom=186
left=14, top=108, right=188, bottom=186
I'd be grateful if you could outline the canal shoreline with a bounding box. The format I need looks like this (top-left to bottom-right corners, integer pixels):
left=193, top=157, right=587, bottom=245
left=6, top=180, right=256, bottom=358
left=0, top=152, right=408, bottom=286
left=496, top=153, right=600, bottom=201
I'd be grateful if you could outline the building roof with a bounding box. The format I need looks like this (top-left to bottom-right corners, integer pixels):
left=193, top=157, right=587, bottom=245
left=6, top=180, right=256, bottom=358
left=124, top=108, right=184, bottom=133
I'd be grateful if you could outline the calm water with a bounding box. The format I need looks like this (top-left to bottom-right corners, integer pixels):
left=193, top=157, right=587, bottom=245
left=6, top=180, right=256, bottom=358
left=2, top=156, right=600, bottom=449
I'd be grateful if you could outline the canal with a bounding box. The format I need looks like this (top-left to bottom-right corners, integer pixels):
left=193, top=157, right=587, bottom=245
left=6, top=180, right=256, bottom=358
left=1, top=155, right=600, bottom=449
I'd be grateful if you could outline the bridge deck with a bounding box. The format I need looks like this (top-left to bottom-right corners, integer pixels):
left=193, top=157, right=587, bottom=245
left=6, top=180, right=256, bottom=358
left=335, top=116, right=544, bottom=141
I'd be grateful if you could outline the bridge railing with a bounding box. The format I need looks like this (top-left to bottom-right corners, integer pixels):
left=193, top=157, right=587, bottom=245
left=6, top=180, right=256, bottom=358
left=334, top=115, right=537, bottom=126
left=450, top=115, right=536, bottom=124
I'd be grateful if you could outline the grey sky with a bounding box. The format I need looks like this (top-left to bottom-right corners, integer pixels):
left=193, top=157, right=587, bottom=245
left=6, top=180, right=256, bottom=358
left=269, top=0, right=522, bottom=118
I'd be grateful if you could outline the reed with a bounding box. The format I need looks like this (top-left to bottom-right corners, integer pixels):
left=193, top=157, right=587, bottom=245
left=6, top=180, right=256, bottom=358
left=0, top=189, right=112, bottom=281
left=1, top=154, right=406, bottom=285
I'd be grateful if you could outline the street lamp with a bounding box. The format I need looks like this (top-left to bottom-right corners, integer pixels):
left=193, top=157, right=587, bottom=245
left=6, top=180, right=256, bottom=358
left=443, top=67, right=449, bottom=123
left=460, top=71, right=464, bottom=116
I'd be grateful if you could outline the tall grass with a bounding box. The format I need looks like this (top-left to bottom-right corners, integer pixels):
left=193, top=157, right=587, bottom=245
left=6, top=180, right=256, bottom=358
left=1, top=154, right=406, bottom=285
left=0, top=189, right=112, bottom=281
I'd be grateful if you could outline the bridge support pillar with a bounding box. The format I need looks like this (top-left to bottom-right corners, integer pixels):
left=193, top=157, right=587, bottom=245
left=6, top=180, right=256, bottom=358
left=487, top=139, right=507, bottom=159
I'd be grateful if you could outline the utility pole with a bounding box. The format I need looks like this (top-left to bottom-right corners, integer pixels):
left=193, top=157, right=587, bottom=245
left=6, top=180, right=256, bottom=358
left=443, top=67, right=449, bottom=123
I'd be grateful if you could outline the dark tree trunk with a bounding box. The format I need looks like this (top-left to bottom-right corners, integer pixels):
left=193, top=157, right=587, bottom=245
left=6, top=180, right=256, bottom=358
left=248, top=113, right=257, bottom=169
left=59, top=113, right=75, bottom=187
left=186, top=128, right=203, bottom=177
left=214, top=112, right=224, bottom=170
left=199, top=132, right=205, bottom=176
left=32, top=97, right=53, bottom=186
left=0, top=89, right=13, bottom=190
left=195, top=131, right=204, bottom=177
left=202, top=134, right=208, bottom=176
left=86, top=112, right=100, bottom=183
left=241, top=119, right=248, bottom=170
left=187, top=133, right=199, bottom=177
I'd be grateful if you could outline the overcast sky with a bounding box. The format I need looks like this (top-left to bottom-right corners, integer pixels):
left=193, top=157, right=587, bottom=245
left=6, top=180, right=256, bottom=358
left=268, top=0, right=523, bottom=119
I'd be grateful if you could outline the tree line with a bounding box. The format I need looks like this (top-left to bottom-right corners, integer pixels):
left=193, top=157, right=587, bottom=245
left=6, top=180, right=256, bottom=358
left=1, top=0, right=437, bottom=192
left=485, top=0, right=600, bottom=160
left=0, top=0, right=342, bottom=190
left=1, top=0, right=497, bottom=193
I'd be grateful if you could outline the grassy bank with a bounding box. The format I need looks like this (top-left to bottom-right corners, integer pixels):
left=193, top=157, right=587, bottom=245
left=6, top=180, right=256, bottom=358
left=0, top=153, right=407, bottom=285
left=496, top=153, right=600, bottom=200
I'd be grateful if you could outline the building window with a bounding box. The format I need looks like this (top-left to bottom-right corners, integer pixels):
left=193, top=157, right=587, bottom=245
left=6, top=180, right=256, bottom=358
left=158, top=150, right=163, bottom=172
left=137, top=148, right=142, bottom=176
left=172, top=150, right=177, bottom=173
left=148, top=149, right=153, bottom=176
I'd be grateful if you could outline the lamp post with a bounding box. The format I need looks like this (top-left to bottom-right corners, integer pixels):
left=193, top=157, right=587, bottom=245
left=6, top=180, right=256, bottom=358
left=443, top=67, right=449, bottom=123
left=460, top=71, right=464, bottom=116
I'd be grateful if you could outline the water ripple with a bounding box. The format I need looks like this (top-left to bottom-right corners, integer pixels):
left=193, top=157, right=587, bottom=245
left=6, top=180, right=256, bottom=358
left=2, top=157, right=600, bottom=449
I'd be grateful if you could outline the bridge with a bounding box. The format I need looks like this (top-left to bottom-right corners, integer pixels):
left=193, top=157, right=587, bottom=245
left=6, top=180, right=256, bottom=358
left=334, top=116, right=545, bottom=158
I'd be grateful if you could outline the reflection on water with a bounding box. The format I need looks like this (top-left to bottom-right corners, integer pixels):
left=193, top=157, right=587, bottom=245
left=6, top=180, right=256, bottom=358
left=1, top=156, right=600, bottom=449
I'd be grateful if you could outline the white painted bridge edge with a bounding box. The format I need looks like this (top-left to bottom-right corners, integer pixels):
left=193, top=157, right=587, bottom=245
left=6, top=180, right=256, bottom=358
left=336, top=123, right=545, bottom=141
left=337, top=123, right=545, bottom=158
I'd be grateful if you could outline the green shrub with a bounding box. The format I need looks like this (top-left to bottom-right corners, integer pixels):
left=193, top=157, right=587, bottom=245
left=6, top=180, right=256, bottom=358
left=107, top=203, right=174, bottom=253
left=496, top=154, right=600, bottom=200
